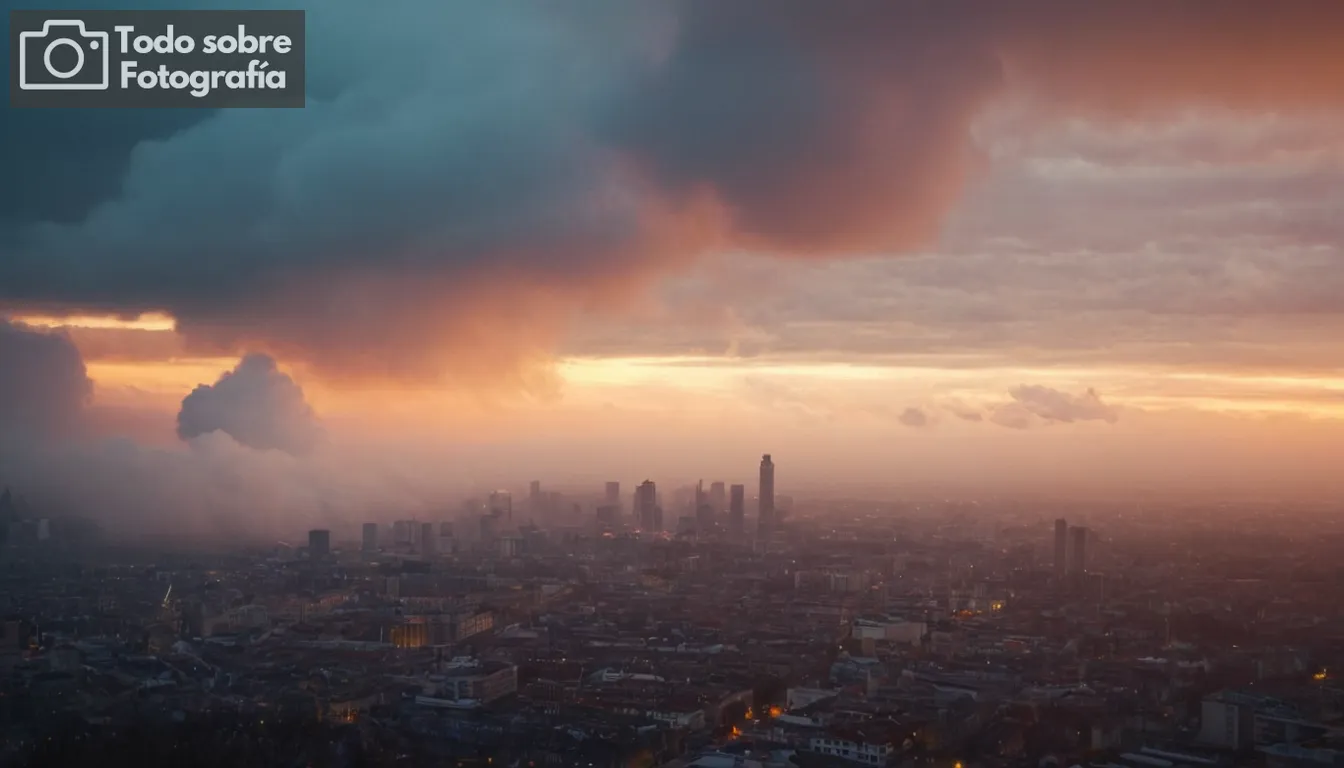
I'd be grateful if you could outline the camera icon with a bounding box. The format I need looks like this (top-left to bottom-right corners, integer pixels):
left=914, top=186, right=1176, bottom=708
left=18, top=19, right=110, bottom=91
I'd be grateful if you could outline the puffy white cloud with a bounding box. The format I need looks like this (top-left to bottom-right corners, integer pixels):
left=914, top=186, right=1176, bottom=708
left=177, top=354, right=325, bottom=454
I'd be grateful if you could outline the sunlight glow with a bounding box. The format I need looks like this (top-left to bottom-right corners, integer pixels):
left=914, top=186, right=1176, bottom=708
left=74, top=352, right=1344, bottom=425
left=88, top=358, right=239, bottom=396
left=13, top=311, right=178, bottom=332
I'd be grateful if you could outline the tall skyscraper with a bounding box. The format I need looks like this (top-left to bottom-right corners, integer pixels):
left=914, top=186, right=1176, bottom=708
left=1069, top=525, right=1088, bottom=583
left=635, top=480, right=659, bottom=532
left=605, top=481, right=620, bottom=507
left=1053, top=518, right=1068, bottom=587
left=729, top=484, right=745, bottom=534
left=479, top=514, right=498, bottom=542
left=489, top=490, right=512, bottom=524
left=529, top=481, right=542, bottom=516
left=393, top=520, right=422, bottom=550
left=696, top=480, right=715, bottom=530
left=421, top=522, right=436, bottom=556
left=757, top=454, right=775, bottom=535
left=438, top=522, right=455, bottom=555
left=308, top=529, right=331, bottom=558
left=709, top=482, right=726, bottom=514
left=362, top=522, right=379, bottom=553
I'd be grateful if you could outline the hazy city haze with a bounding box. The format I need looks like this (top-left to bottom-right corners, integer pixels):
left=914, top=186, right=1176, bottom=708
left=4, top=0, right=1344, bottom=537
left=7, top=6, right=1344, bottom=767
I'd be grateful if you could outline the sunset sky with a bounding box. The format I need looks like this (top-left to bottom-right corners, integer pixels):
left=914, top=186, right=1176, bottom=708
left=4, top=0, right=1344, bottom=524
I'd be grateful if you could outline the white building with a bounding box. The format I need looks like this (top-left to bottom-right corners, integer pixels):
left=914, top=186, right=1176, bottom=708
left=809, top=726, right=897, bottom=765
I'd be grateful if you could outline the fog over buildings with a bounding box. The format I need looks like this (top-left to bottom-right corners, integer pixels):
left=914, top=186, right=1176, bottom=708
left=4, top=0, right=1344, bottom=765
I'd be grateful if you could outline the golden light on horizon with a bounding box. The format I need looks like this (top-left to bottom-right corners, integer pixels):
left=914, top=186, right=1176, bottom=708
left=12, top=311, right=178, bottom=332
left=88, top=358, right=240, bottom=396
left=57, top=343, right=1344, bottom=429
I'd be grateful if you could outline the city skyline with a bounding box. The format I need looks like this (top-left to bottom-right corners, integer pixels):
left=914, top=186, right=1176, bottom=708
left=5, top=3, right=1344, bottom=764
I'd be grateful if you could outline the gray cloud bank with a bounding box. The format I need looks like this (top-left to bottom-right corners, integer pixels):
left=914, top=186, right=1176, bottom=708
left=0, top=321, right=91, bottom=439
left=2, top=0, right=1342, bottom=380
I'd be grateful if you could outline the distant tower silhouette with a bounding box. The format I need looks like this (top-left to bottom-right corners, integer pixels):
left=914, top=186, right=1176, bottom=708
left=362, top=522, right=378, bottom=552
left=308, top=529, right=331, bottom=558
left=635, top=480, right=659, bottom=532
left=729, top=484, right=745, bottom=535
left=757, top=454, right=775, bottom=535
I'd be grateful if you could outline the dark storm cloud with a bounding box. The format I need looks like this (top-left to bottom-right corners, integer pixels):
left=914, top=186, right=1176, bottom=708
left=0, top=0, right=212, bottom=235
left=604, top=0, right=1344, bottom=254
left=177, top=354, right=325, bottom=454
left=1, top=0, right=671, bottom=380
left=2, top=0, right=1342, bottom=378
left=0, top=111, right=207, bottom=235
left=602, top=2, right=1001, bottom=253
left=0, top=320, right=92, bottom=438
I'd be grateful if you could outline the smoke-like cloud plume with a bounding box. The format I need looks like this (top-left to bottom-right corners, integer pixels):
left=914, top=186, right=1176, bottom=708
left=177, top=354, right=325, bottom=455
left=0, top=331, right=437, bottom=540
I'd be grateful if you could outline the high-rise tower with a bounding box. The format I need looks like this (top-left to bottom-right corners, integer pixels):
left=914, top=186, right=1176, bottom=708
left=709, top=482, right=726, bottom=514
left=695, top=480, right=715, bottom=530
left=489, top=490, right=512, bottom=524
left=362, top=522, right=379, bottom=553
left=757, top=454, right=775, bottom=535
left=1053, top=518, right=1068, bottom=587
left=635, top=480, right=659, bottom=532
left=729, top=484, right=745, bottom=535
left=420, top=522, right=436, bottom=556
left=308, top=529, right=331, bottom=558
left=529, top=481, right=542, bottom=514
